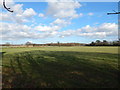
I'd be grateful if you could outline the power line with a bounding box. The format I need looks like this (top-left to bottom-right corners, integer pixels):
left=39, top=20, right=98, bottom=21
left=3, top=0, right=13, bottom=12
left=107, top=1, right=120, bottom=15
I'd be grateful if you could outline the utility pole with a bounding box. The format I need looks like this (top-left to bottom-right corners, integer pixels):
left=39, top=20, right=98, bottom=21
left=107, top=1, right=120, bottom=42
left=107, top=1, right=120, bottom=15
left=107, top=11, right=120, bottom=15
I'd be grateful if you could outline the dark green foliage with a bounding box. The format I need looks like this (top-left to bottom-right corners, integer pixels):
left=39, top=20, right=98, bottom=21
left=2, top=50, right=118, bottom=88
left=87, top=40, right=120, bottom=46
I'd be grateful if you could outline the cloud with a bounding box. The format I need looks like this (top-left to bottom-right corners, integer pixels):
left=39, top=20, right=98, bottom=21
left=0, top=1, right=60, bottom=41
left=79, top=13, right=83, bottom=17
left=0, top=1, right=117, bottom=41
left=23, top=8, right=37, bottom=17
left=50, top=18, right=71, bottom=27
left=88, top=12, right=94, bottom=16
left=1, top=22, right=59, bottom=40
left=0, top=0, right=14, bottom=9
left=0, top=22, right=31, bottom=33
left=47, top=0, right=82, bottom=19
left=45, top=0, right=83, bottom=32
left=59, top=23, right=118, bottom=38
left=1, top=21, right=118, bottom=41
left=38, top=13, right=44, bottom=17
left=59, top=30, right=75, bottom=37
left=34, top=25, right=61, bottom=32
left=0, top=1, right=37, bottom=23
left=1, top=22, right=32, bottom=40
left=11, top=4, right=24, bottom=14
left=34, top=18, right=71, bottom=33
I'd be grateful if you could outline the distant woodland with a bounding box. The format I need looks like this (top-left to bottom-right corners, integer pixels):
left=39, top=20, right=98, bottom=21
left=1, top=39, right=120, bottom=47
left=86, top=40, right=120, bottom=46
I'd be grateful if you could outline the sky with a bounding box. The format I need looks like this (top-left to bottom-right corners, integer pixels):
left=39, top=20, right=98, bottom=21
left=0, top=0, right=118, bottom=44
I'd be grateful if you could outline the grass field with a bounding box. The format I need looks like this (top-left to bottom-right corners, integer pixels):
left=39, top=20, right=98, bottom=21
left=1, top=46, right=119, bottom=88
left=1, top=46, right=118, bottom=54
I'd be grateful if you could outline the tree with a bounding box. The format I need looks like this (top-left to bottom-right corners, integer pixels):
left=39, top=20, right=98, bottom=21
left=112, top=40, right=120, bottom=46
left=57, top=41, right=60, bottom=47
left=102, top=40, right=108, bottom=46
left=96, top=40, right=101, bottom=43
left=5, top=42, right=11, bottom=46
left=103, top=40, right=107, bottom=43
left=25, top=42, right=33, bottom=47
left=95, top=40, right=101, bottom=46
left=90, top=42, right=95, bottom=46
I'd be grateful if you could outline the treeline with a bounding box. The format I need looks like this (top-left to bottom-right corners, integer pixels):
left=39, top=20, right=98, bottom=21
left=25, top=41, right=85, bottom=46
left=86, top=40, right=120, bottom=46
left=46, top=43, right=84, bottom=46
left=1, top=42, right=85, bottom=47
left=2, top=40, right=120, bottom=47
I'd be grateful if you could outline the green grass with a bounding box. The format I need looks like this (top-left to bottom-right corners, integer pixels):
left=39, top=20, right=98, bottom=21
left=1, top=46, right=119, bottom=88
left=2, top=46, right=118, bottom=54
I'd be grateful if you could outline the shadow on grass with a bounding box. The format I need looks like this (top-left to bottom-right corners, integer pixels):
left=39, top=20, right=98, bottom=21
left=0, top=52, right=6, bottom=59
left=2, top=51, right=119, bottom=88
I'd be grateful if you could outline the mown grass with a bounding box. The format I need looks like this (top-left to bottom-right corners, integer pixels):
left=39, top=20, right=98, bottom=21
left=2, top=46, right=118, bottom=54
left=2, top=46, right=119, bottom=88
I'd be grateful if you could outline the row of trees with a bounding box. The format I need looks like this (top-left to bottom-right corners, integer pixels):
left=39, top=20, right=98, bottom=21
left=87, top=40, right=120, bottom=46
left=25, top=41, right=84, bottom=46
left=2, top=40, right=120, bottom=46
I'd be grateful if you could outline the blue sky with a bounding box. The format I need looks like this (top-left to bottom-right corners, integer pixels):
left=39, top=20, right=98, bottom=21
left=0, top=1, right=118, bottom=44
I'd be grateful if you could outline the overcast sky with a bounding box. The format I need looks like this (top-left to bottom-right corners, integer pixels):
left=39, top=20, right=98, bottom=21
left=0, top=0, right=118, bottom=44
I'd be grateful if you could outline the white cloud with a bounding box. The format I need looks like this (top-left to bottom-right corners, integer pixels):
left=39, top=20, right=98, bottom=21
left=1, top=22, right=31, bottom=40
left=0, top=1, right=118, bottom=41
left=88, top=12, right=94, bottom=16
left=0, top=1, right=59, bottom=40
left=81, top=25, right=94, bottom=33
left=34, top=25, right=61, bottom=32
left=79, top=13, right=83, bottom=17
left=47, top=1, right=82, bottom=19
left=1, top=21, right=118, bottom=41
left=59, top=30, right=75, bottom=37
left=0, top=12, right=12, bottom=21
left=50, top=18, right=71, bottom=27
left=39, top=13, right=44, bottom=17
left=0, top=0, right=14, bottom=9
left=60, top=23, right=118, bottom=38
left=23, top=8, right=37, bottom=17
left=46, top=0, right=83, bottom=32
left=1, top=22, right=59, bottom=40
left=11, top=4, right=24, bottom=14
left=0, top=22, right=31, bottom=33
left=77, top=32, right=107, bottom=38
left=0, top=1, right=37, bottom=23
